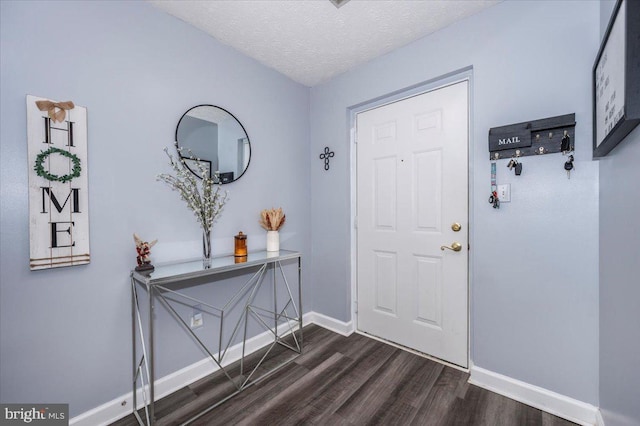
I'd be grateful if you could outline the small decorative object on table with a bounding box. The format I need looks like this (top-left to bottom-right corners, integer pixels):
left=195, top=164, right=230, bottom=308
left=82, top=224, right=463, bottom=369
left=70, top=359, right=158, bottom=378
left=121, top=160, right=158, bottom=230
left=259, top=207, right=286, bottom=252
left=234, top=231, right=248, bottom=263
left=133, top=233, right=157, bottom=272
left=157, top=147, right=229, bottom=268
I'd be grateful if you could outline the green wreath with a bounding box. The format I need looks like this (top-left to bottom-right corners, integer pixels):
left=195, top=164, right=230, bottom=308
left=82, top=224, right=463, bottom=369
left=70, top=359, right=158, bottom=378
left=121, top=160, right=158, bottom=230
left=34, top=147, right=81, bottom=183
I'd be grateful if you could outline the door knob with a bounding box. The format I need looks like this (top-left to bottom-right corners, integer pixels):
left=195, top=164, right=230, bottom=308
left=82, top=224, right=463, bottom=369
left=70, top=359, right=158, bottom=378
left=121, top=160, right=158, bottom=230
left=440, top=242, right=462, bottom=252
left=451, top=223, right=461, bottom=232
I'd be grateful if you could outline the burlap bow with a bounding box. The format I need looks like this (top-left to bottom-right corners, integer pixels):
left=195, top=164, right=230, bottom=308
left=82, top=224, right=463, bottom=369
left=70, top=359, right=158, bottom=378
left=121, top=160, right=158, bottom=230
left=35, top=100, right=75, bottom=123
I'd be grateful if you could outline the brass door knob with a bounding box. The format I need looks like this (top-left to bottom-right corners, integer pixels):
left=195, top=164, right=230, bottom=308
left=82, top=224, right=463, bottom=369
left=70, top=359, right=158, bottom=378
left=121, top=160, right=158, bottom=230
left=440, top=242, right=462, bottom=252
left=451, top=223, right=462, bottom=232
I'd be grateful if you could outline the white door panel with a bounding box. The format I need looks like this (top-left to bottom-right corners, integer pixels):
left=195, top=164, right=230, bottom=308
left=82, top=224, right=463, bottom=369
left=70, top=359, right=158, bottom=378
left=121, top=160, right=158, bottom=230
left=356, top=81, right=468, bottom=367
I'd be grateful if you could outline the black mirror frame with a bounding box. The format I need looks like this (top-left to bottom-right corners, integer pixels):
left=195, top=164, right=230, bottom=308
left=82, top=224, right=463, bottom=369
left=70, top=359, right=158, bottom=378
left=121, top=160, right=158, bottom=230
left=175, top=104, right=252, bottom=183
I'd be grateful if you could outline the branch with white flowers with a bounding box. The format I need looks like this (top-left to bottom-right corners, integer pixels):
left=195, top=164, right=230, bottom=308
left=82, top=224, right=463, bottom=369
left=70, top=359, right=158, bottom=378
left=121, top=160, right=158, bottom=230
left=157, top=147, right=229, bottom=233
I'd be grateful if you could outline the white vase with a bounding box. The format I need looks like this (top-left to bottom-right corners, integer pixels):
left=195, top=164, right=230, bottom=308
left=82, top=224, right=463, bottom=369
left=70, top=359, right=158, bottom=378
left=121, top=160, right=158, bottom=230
left=266, top=230, right=279, bottom=252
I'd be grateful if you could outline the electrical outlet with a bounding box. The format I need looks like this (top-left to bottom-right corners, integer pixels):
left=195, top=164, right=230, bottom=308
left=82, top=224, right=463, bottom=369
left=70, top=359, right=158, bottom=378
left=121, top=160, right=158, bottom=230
left=497, top=184, right=511, bottom=203
left=190, top=305, right=203, bottom=329
left=190, top=313, right=203, bottom=329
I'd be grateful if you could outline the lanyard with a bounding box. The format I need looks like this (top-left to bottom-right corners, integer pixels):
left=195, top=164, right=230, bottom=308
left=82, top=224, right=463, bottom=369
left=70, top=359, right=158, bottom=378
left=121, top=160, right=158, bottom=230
left=491, top=161, right=497, bottom=193
left=489, top=161, right=500, bottom=209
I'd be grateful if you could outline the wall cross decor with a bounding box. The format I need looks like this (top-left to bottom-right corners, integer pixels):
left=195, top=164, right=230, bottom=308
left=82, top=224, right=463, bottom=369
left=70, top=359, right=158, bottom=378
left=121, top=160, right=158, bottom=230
left=319, top=146, right=334, bottom=171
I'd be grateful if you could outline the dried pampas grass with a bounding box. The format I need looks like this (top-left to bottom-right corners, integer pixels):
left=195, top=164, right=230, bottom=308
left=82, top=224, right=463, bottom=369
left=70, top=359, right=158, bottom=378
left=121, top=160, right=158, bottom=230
left=259, top=207, right=286, bottom=231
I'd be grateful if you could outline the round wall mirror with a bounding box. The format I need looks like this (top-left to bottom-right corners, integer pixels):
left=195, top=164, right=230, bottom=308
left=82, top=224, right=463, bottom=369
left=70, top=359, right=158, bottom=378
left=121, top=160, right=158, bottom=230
left=175, top=105, right=251, bottom=183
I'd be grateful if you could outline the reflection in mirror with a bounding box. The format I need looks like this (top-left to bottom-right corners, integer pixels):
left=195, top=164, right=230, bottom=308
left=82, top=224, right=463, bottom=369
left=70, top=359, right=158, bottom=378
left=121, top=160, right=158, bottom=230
left=175, top=105, right=251, bottom=183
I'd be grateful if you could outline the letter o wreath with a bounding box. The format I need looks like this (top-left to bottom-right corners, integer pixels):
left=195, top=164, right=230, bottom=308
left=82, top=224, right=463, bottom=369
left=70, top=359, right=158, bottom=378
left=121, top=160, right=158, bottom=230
left=34, top=147, right=81, bottom=183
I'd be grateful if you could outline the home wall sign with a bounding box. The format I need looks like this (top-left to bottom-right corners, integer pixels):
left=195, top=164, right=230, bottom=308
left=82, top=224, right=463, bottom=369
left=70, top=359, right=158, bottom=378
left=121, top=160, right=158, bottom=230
left=592, top=0, right=640, bottom=158
left=26, top=95, right=90, bottom=270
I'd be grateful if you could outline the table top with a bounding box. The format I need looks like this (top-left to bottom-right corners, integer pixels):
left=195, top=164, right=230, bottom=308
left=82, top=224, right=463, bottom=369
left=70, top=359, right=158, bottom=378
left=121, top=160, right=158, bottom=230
left=131, top=250, right=301, bottom=286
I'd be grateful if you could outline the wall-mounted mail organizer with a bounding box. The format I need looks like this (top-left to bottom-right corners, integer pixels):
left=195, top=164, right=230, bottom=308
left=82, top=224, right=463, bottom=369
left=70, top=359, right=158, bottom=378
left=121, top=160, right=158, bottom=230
left=488, top=113, right=576, bottom=160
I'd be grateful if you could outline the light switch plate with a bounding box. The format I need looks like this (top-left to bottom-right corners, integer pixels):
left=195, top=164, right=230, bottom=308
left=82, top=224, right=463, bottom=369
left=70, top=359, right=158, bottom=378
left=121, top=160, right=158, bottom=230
left=498, top=184, right=511, bottom=203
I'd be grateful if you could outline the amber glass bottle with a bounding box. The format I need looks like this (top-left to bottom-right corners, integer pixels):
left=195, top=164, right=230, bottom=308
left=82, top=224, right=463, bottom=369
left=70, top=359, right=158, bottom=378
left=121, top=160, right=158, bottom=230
left=234, top=232, right=247, bottom=257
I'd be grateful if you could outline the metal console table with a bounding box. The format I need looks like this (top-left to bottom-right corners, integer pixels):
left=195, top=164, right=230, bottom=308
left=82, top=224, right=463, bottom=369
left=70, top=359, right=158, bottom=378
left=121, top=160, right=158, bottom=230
left=130, top=250, right=302, bottom=425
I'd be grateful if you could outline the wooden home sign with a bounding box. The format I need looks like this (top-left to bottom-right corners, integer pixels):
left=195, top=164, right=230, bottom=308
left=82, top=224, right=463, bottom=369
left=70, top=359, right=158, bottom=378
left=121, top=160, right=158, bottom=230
left=26, top=95, right=90, bottom=270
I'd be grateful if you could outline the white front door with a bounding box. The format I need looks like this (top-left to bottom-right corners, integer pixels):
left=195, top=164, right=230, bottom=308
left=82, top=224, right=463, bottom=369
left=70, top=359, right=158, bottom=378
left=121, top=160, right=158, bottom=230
left=356, top=81, right=469, bottom=367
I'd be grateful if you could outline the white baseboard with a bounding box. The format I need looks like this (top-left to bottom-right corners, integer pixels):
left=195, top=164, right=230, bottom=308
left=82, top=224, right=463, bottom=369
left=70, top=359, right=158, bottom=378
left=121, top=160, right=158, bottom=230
left=304, top=311, right=354, bottom=336
left=595, top=409, right=605, bottom=426
left=71, top=312, right=314, bottom=426
left=469, top=364, right=599, bottom=426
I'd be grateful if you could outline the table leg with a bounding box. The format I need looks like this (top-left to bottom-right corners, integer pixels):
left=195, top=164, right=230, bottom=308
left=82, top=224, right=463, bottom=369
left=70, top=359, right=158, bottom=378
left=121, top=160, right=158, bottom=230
left=148, top=286, right=155, bottom=424
left=131, top=278, right=137, bottom=418
left=298, top=257, right=303, bottom=351
left=273, top=262, right=278, bottom=338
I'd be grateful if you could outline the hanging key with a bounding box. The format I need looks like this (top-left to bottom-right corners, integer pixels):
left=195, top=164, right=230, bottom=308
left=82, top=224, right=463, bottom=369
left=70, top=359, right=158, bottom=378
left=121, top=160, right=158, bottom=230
left=564, top=155, right=574, bottom=179
left=488, top=191, right=499, bottom=208
left=514, top=160, right=522, bottom=176
left=507, top=159, right=515, bottom=170
left=561, top=131, right=571, bottom=154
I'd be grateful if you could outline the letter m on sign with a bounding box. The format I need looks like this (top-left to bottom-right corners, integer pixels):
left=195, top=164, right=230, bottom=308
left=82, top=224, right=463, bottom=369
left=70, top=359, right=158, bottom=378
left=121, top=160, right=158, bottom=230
left=26, top=95, right=90, bottom=270
left=41, top=188, right=81, bottom=213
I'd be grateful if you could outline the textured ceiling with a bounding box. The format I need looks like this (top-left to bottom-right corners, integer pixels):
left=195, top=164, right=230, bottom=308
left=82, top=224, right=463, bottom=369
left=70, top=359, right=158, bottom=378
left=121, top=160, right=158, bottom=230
left=149, top=0, right=501, bottom=87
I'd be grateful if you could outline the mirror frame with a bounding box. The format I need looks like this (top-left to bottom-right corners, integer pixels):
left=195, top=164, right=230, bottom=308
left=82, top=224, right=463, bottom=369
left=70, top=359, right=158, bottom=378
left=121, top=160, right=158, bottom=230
left=175, top=104, right=251, bottom=184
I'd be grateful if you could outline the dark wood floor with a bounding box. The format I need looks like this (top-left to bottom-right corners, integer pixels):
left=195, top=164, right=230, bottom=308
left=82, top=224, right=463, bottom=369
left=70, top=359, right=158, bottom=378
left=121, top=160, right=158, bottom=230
left=113, top=324, right=577, bottom=426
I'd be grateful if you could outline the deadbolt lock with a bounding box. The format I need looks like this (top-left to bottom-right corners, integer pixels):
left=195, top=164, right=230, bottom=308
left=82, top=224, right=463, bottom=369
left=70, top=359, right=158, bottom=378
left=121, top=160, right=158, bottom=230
left=451, top=223, right=462, bottom=232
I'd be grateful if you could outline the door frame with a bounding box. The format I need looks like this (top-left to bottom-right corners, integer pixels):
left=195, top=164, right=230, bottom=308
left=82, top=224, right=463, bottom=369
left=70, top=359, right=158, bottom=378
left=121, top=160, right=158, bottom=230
left=348, top=67, right=475, bottom=371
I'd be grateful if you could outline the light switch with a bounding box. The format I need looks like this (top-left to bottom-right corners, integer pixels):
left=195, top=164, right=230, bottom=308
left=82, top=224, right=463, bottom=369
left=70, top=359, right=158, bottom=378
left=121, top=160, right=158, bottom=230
left=498, top=184, right=511, bottom=203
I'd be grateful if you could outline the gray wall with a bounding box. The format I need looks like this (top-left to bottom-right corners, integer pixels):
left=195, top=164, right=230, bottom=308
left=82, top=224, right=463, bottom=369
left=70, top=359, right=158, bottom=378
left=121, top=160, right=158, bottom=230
left=598, top=1, right=640, bottom=424
left=309, top=0, right=600, bottom=404
left=0, top=0, right=310, bottom=417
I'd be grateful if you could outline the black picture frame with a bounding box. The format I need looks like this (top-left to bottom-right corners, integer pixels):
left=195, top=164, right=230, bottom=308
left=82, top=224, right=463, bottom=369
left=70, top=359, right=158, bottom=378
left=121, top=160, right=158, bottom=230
left=592, top=0, right=640, bottom=158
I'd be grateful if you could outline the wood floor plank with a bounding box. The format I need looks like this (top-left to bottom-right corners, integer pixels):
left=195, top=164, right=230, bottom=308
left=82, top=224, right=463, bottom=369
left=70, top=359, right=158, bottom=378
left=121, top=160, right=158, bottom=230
left=409, top=366, right=470, bottom=426
left=155, top=378, right=240, bottom=425
left=541, top=411, right=581, bottom=426
left=190, top=361, right=310, bottom=425
left=233, top=352, right=349, bottom=425
left=441, top=381, right=488, bottom=426
left=367, top=355, right=445, bottom=425
left=237, top=336, right=401, bottom=425
left=294, top=331, right=373, bottom=371
left=292, top=339, right=399, bottom=424
left=336, top=350, right=425, bottom=423
left=235, top=336, right=397, bottom=425
left=112, top=325, right=579, bottom=426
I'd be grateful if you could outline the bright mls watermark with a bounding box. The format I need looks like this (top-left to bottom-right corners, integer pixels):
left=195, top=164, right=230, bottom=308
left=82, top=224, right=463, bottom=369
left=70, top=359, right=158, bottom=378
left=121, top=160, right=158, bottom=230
left=1, top=404, right=68, bottom=425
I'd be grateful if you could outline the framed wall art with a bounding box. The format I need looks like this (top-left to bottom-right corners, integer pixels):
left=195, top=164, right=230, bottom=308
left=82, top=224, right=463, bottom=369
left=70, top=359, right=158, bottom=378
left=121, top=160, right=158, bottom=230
left=26, top=95, right=90, bottom=270
left=593, top=0, right=640, bottom=158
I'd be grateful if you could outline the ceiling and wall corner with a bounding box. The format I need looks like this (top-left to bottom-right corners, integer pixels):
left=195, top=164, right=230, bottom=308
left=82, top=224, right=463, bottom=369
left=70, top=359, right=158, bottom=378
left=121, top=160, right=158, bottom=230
left=147, top=0, right=501, bottom=87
